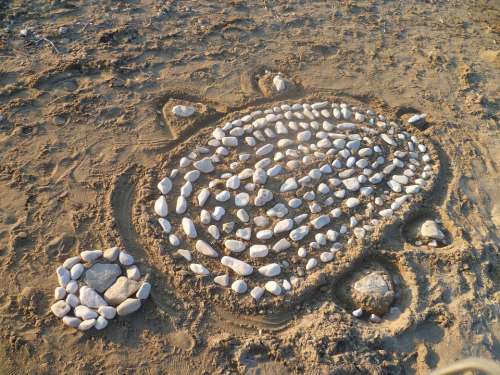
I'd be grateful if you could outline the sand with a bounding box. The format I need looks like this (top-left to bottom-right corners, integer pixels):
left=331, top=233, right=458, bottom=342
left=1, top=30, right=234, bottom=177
left=0, top=1, right=499, bottom=374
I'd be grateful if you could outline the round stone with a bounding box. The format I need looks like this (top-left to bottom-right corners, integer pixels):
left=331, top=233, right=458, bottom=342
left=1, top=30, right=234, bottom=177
left=352, top=271, right=394, bottom=316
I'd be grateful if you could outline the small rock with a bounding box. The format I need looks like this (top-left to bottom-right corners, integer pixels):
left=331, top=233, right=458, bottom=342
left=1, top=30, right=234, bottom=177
left=154, top=196, right=169, bottom=217
left=214, top=274, right=230, bottom=287
left=221, top=256, right=253, bottom=276
left=104, top=277, right=140, bottom=305
left=190, top=263, right=210, bottom=275
left=195, top=240, right=219, bottom=257
left=79, top=286, right=108, bottom=308
left=117, top=298, right=142, bottom=316
left=78, top=319, right=96, bottom=331
left=51, top=300, right=70, bottom=318
left=62, top=316, right=82, bottom=328
left=98, top=306, right=117, bottom=320
left=265, top=281, right=282, bottom=296
left=231, top=280, right=248, bottom=294
left=258, top=263, right=281, bottom=277
left=74, top=305, right=98, bottom=320
left=119, top=252, right=135, bottom=266
left=352, top=308, right=363, bottom=318
left=95, top=316, right=108, bottom=330
left=56, top=266, right=70, bottom=287
left=54, top=287, right=66, bottom=300
left=420, top=220, right=445, bottom=240
left=352, top=271, right=394, bottom=315
left=251, top=286, right=265, bottom=300
left=103, top=247, right=120, bottom=261
left=182, top=218, right=197, bottom=238
left=172, top=105, right=195, bottom=117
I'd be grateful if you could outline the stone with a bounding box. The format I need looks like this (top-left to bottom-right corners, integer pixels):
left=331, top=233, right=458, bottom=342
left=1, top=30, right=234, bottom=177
left=75, top=305, right=98, bottom=320
left=104, top=277, right=140, bottom=305
left=274, top=219, right=294, bottom=234
left=154, top=196, right=168, bottom=217
left=95, top=316, right=108, bottom=330
left=251, top=286, right=265, bottom=300
left=62, top=316, right=82, bottom=328
left=346, top=197, right=360, bottom=208
left=80, top=286, right=108, bottom=308
left=70, top=263, right=84, bottom=280
left=56, top=266, right=70, bottom=287
left=231, top=280, right=247, bottom=294
left=172, top=105, right=195, bottom=117
left=54, top=287, right=66, bottom=300
left=290, top=226, right=309, bottom=241
left=343, top=177, right=360, bottom=191
left=272, top=238, right=291, bottom=252
left=249, top=245, right=269, bottom=258
left=78, top=319, right=96, bottom=331
left=119, top=252, right=134, bottom=266
left=258, top=263, right=281, bottom=277
left=254, top=188, right=273, bottom=206
left=66, top=280, right=78, bottom=294
left=126, top=265, right=141, bottom=281
left=190, top=263, right=210, bottom=275
left=135, top=282, right=151, bottom=299
left=267, top=203, right=288, bottom=218
left=84, top=263, right=121, bottom=293
left=214, top=274, right=230, bottom=287
left=158, top=177, right=172, bottom=194
left=117, top=298, right=142, bottom=316
left=235, top=192, right=250, bottom=207
left=224, top=240, right=246, bottom=253
left=221, top=256, right=253, bottom=276
left=66, top=294, right=80, bottom=308
left=265, top=281, right=282, bottom=296
left=306, top=258, right=318, bottom=271
left=194, top=158, right=214, bottom=173
left=273, top=74, right=287, bottom=92
left=197, top=189, right=210, bottom=207
left=51, top=300, right=70, bottom=318
left=280, top=177, right=298, bottom=192
left=320, top=252, right=334, bottom=262
left=311, top=215, right=330, bottom=229
left=98, top=306, right=117, bottom=320
left=352, top=271, right=394, bottom=315
left=352, top=308, right=363, bottom=318
left=182, top=218, right=197, bottom=238
left=420, top=220, right=445, bottom=240
left=195, top=240, right=219, bottom=257
left=256, top=144, right=274, bottom=156
left=63, top=256, right=81, bottom=269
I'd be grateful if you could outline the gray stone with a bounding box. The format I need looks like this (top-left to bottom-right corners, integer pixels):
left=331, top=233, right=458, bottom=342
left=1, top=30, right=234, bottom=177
left=352, top=271, right=394, bottom=315
left=84, top=263, right=122, bottom=293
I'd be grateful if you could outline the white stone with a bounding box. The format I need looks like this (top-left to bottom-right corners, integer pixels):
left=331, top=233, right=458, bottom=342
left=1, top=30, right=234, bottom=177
left=224, top=240, right=246, bottom=253
left=253, top=168, right=268, bottom=185
left=182, top=218, right=197, bottom=238
left=272, top=238, right=291, bottom=252
left=214, top=274, right=230, bottom=287
left=346, top=197, right=360, bottom=208
left=420, top=220, right=445, bottom=240
left=267, top=203, right=288, bottom=218
left=320, top=252, right=334, bottom=262
left=352, top=308, right=363, bottom=318
left=274, top=219, right=294, bottom=234
left=250, top=286, right=265, bottom=300
left=70, top=263, right=84, bottom=280
left=226, top=175, right=240, bottom=190
left=62, top=316, right=82, bottom=328
left=62, top=256, right=81, bottom=269
left=306, top=258, right=318, bottom=271
left=95, top=316, right=108, bottom=330
left=78, top=319, right=97, bottom=331
left=75, top=305, right=98, bottom=320
left=154, top=196, right=168, bottom=217
left=273, top=74, right=287, bottom=92
left=197, top=189, right=210, bottom=207
left=126, top=265, right=141, bottom=281
left=98, top=306, right=117, bottom=320
left=194, top=158, right=214, bottom=173
left=222, top=136, right=238, bottom=147
left=290, top=226, right=309, bottom=241
left=221, top=256, right=253, bottom=276
left=56, top=266, right=70, bottom=287
left=249, top=245, right=269, bottom=258
left=176, top=196, right=187, bottom=214
left=231, top=280, right=248, bottom=294
left=311, top=215, right=330, bottom=229
left=80, top=250, right=103, bottom=263
left=136, top=282, right=151, bottom=300
left=265, top=281, right=282, bottom=296
left=280, top=177, right=298, bottom=192
left=66, top=280, right=78, bottom=294
left=195, top=240, right=218, bottom=257
left=258, top=263, right=281, bottom=277
left=119, top=252, right=134, bottom=266
left=256, top=144, right=274, bottom=156
left=80, top=286, right=108, bottom=308
left=255, top=188, right=273, bottom=206
left=190, top=263, right=209, bottom=275
left=51, top=300, right=70, bottom=318
left=172, top=105, right=195, bottom=117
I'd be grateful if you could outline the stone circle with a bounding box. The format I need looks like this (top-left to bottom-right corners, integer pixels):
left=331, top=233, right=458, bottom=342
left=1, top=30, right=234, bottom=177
left=152, top=100, right=437, bottom=304
left=51, top=247, right=150, bottom=331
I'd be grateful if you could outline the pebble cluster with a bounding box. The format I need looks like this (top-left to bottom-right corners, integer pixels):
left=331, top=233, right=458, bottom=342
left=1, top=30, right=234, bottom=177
left=50, top=247, right=150, bottom=331
left=153, top=100, right=435, bottom=302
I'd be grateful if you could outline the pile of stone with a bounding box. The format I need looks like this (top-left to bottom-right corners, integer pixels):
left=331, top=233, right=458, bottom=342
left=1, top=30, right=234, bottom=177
left=50, top=247, right=151, bottom=331
left=153, top=100, right=436, bottom=302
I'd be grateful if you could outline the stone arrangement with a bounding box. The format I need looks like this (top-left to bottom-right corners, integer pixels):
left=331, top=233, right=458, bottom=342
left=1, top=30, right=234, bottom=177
left=153, top=100, right=435, bottom=302
left=50, top=247, right=151, bottom=331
